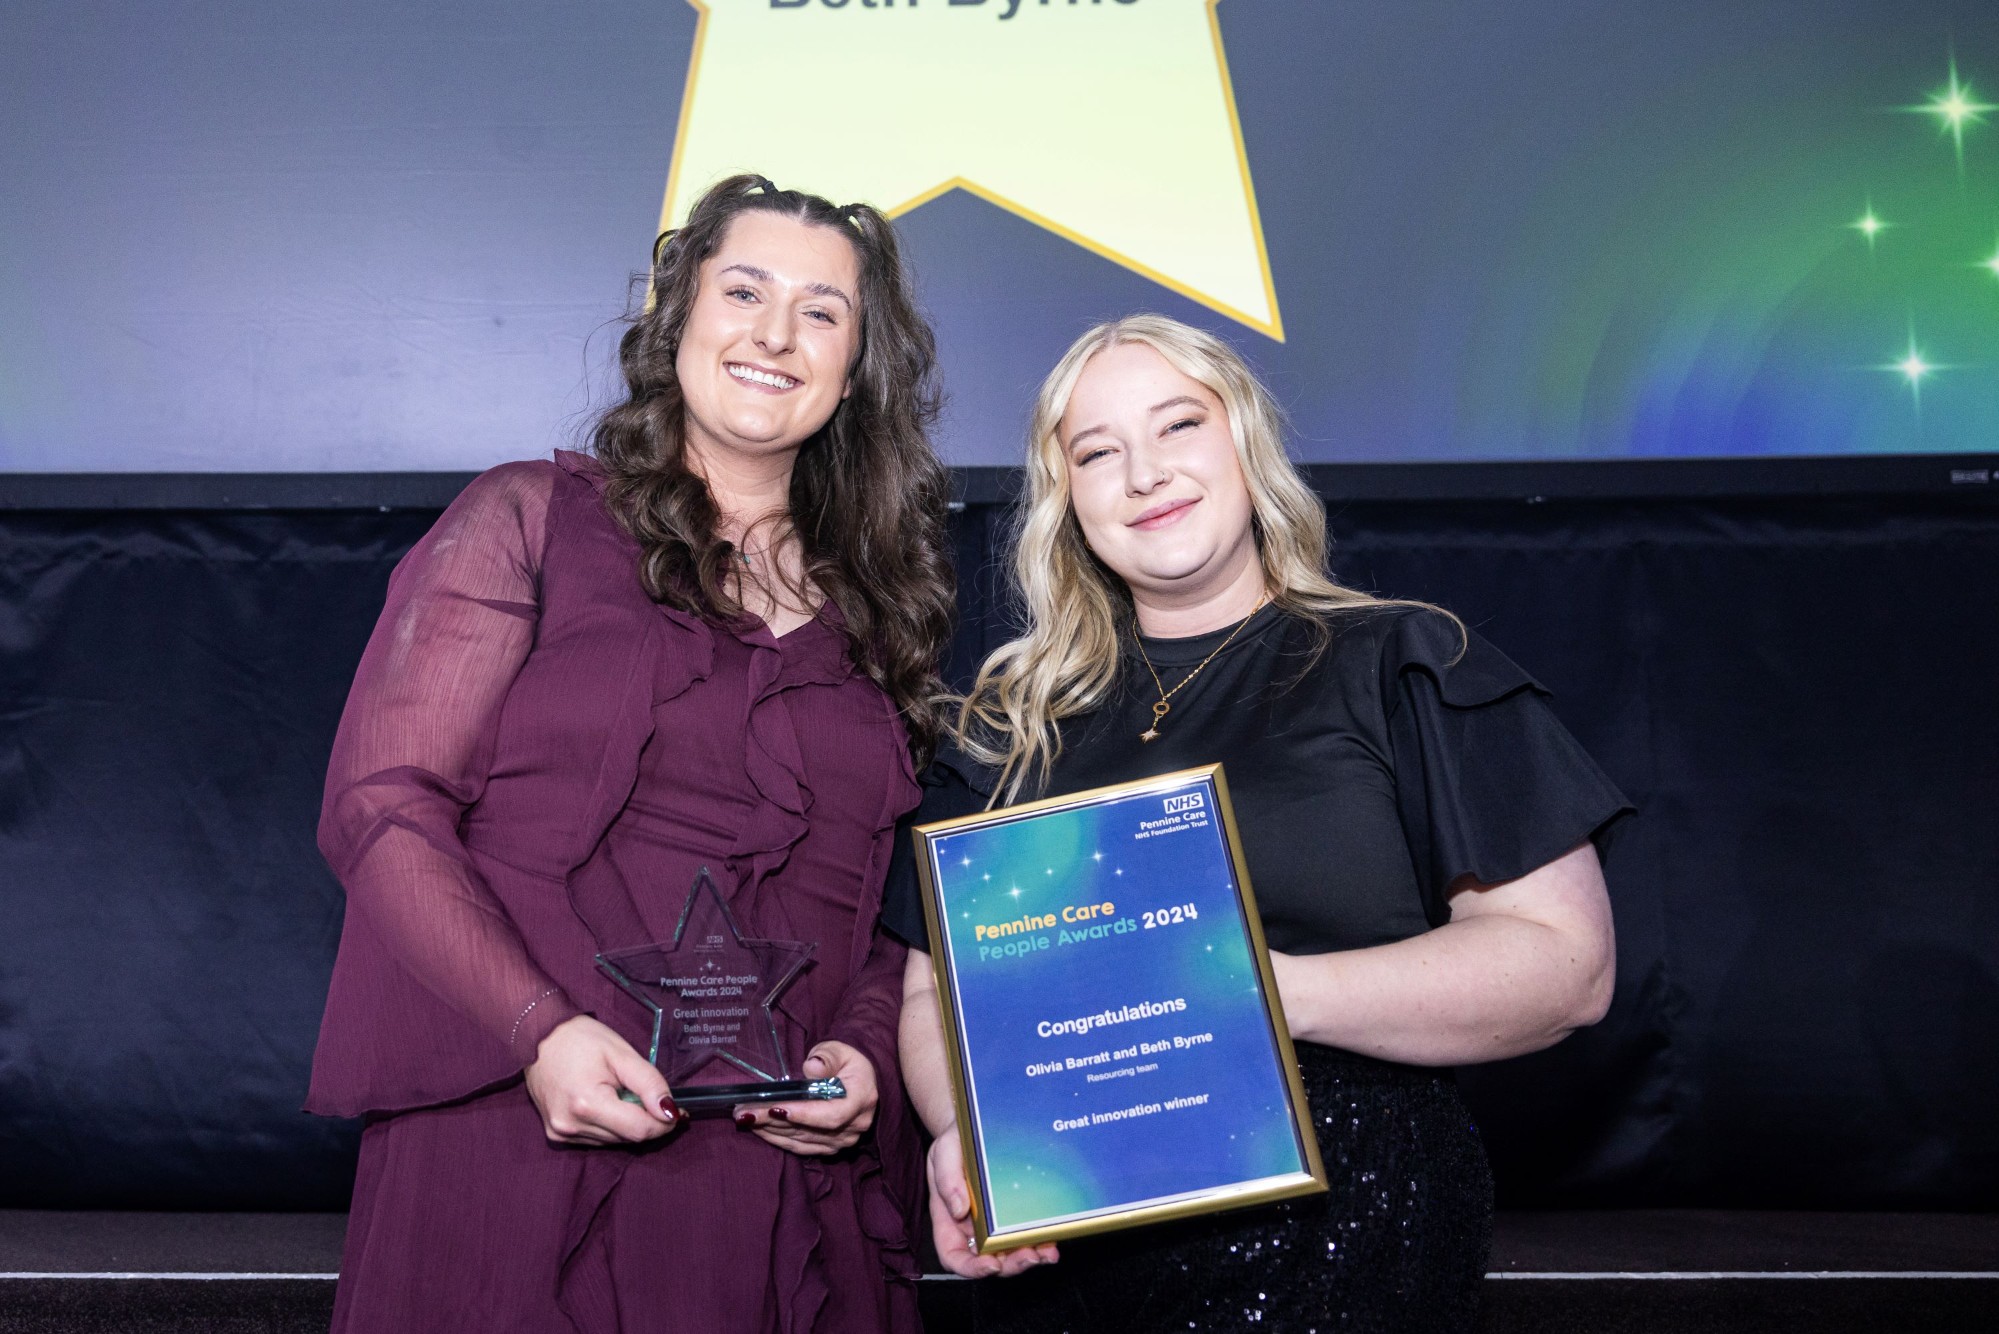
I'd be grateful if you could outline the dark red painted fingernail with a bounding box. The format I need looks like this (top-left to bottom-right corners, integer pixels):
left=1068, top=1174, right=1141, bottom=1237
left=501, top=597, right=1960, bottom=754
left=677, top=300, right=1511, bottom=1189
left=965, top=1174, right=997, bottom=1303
left=735, top=1112, right=756, bottom=1128
left=769, top=1107, right=790, bottom=1121
left=658, top=1096, right=680, bottom=1123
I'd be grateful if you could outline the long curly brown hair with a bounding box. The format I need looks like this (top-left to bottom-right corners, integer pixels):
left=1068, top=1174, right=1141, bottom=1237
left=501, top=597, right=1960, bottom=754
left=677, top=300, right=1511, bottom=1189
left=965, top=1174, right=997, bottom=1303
left=590, top=174, right=956, bottom=761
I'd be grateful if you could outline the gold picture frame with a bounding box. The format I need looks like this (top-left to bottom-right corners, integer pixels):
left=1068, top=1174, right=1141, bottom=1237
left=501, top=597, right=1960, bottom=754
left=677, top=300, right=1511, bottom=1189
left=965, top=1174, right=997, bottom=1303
left=914, top=763, right=1327, bottom=1253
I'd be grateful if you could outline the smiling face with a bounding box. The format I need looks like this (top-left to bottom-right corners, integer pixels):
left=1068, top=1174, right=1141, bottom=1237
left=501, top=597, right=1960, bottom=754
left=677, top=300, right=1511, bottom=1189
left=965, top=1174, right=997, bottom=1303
left=675, top=209, right=862, bottom=473
left=1059, top=341, right=1261, bottom=616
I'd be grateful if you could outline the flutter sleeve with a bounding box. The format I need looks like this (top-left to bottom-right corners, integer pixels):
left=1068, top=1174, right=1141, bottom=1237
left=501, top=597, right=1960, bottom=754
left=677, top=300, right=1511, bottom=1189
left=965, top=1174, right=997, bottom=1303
left=880, top=757, right=990, bottom=950
left=312, top=462, right=583, bottom=1108
left=1379, top=610, right=1634, bottom=928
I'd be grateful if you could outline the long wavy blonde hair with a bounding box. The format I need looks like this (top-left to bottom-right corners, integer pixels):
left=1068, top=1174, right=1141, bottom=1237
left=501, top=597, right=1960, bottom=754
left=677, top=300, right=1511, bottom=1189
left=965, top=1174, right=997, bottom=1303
left=956, top=314, right=1450, bottom=803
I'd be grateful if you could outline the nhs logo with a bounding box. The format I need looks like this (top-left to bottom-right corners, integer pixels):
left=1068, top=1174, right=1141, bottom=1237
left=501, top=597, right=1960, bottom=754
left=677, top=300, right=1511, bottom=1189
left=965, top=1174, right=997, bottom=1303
left=1163, top=792, right=1206, bottom=816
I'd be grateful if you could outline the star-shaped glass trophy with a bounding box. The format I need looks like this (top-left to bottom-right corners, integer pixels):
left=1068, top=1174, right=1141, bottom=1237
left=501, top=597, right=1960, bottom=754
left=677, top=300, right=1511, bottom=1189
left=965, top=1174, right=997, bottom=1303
left=595, top=868, right=846, bottom=1115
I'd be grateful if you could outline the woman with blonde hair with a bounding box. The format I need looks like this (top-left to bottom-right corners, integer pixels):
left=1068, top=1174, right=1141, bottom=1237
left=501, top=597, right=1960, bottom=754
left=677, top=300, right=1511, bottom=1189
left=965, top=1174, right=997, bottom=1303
left=882, top=314, right=1630, bottom=1331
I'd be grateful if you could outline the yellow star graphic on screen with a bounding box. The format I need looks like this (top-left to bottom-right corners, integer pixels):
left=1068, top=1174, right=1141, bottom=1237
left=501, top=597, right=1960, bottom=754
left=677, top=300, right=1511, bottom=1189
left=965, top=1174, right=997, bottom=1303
left=659, top=0, right=1283, bottom=339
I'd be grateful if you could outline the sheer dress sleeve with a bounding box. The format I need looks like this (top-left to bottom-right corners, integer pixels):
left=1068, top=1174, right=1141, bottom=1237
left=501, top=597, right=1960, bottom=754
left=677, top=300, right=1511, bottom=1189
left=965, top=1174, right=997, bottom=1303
left=826, top=924, right=909, bottom=1090
left=317, top=461, right=584, bottom=1071
left=1379, top=610, right=1634, bottom=929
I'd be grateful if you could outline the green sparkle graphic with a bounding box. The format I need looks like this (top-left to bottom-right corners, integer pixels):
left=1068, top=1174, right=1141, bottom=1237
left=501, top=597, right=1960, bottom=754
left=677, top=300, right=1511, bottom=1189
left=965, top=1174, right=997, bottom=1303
left=1849, top=201, right=1890, bottom=250
left=1903, top=57, right=1995, bottom=170
left=1877, top=326, right=1949, bottom=410
left=1843, top=52, right=1997, bottom=420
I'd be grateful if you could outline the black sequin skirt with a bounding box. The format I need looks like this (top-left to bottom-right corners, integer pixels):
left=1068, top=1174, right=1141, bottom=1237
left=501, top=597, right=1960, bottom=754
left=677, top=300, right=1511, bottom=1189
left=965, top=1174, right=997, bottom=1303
left=969, top=1043, right=1493, bottom=1334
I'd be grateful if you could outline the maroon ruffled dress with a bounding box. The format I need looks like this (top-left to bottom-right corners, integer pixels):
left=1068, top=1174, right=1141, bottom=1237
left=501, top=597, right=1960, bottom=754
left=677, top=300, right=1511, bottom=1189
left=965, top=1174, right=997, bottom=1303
left=308, top=452, right=923, bottom=1333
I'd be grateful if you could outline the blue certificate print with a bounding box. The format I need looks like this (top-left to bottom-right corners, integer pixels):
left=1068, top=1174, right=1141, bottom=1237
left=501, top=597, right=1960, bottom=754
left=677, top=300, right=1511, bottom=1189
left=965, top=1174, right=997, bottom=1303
left=917, top=766, right=1325, bottom=1248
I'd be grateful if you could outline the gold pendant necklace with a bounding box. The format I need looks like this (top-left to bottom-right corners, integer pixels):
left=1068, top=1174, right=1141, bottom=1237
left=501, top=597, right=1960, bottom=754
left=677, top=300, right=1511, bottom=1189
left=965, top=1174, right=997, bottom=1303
left=1133, top=596, right=1268, bottom=742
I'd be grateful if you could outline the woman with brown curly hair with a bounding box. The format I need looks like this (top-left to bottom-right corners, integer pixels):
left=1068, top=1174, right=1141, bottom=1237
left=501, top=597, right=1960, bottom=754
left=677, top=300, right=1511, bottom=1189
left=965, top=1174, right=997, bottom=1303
left=307, top=175, right=955, bottom=1332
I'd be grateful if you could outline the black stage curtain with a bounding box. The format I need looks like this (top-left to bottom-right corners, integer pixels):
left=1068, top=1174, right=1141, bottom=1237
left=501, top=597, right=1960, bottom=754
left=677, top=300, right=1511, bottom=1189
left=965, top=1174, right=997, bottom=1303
left=1, top=496, right=1994, bottom=1210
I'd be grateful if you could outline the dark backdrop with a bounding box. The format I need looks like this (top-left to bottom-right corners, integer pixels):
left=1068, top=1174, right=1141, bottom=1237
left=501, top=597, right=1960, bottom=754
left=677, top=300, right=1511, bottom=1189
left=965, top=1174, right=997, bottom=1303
left=1, top=488, right=1995, bottom=1210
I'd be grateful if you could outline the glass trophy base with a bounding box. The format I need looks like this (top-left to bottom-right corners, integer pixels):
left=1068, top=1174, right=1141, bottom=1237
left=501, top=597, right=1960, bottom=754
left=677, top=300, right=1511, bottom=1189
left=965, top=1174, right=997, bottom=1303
left=620, top=1076, right=847, bottom=1116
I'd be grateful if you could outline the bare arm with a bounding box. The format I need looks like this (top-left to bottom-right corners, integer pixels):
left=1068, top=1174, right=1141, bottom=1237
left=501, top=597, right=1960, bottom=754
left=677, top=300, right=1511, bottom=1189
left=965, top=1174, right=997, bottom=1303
left=1268, top=841, right=1615, bottom=1066
left=901, top=950, right=1058, bottom=1277
left=899, top=950, right=958, bottom=1136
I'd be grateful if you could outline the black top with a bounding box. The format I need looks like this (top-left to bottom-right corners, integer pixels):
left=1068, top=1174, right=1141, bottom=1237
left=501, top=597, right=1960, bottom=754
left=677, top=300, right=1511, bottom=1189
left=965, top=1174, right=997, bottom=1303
left=882, top=606, right=1632, bottom=955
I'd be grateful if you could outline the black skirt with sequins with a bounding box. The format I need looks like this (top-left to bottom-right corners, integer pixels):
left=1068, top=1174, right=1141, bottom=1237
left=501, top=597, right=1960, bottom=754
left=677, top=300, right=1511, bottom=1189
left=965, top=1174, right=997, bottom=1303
left=969, top=1044, right=1494, bottom=1334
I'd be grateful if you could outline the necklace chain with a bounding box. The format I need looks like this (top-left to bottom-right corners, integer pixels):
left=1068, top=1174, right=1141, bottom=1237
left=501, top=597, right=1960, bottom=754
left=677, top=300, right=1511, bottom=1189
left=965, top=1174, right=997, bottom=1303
left=1132, top=596, right=1268, bottom=743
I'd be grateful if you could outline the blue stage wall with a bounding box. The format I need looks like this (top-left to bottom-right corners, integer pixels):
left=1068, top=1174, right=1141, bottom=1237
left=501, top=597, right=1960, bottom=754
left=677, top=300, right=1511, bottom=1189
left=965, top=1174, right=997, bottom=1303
left=9, top=0, right=1999, bottom=473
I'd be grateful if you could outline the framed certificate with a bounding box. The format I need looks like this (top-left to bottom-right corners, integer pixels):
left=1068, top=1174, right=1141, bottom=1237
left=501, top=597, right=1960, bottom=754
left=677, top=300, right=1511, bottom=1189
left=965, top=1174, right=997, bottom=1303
left=913, top=764, right=1327, bottom=1252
